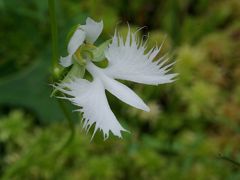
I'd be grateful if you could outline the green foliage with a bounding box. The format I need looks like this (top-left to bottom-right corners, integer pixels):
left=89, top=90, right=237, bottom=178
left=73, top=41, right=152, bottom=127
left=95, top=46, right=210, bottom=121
left=1, top=0, right=240, bottom=179
left=0, top=110, right=240, bottom=179
left=0, top=110, right=239, bottom=179
left=0, top=58, right=65, bottom=122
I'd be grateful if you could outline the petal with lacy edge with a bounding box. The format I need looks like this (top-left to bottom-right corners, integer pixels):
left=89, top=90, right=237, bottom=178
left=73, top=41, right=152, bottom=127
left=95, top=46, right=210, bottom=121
left=55, top=78, right=127, bottom=140
left=104, top=29, right=178, bottom=85
left=80, top=17, right=103, bottom=44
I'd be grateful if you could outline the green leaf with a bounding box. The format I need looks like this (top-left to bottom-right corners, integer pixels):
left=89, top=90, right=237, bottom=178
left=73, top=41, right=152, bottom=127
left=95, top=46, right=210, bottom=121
left=0, top=53, right=74, bottom=123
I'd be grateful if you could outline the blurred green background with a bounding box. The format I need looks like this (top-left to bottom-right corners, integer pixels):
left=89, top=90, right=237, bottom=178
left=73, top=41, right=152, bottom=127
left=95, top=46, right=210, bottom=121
left=0, top=0, right=240, bottom=179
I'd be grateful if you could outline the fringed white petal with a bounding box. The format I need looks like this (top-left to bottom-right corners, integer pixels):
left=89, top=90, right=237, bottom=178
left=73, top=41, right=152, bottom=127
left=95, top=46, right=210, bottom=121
left=104, top=29, right=178, bottom=85
left=80, top=17, right=103, bottom=44
left=59, top=55, right=73, bottom=67
left=55, top=78, right=127, bottom=140
left=67, top=28, right=86, bottom=54
left=86, top=61, right=149, bottom=112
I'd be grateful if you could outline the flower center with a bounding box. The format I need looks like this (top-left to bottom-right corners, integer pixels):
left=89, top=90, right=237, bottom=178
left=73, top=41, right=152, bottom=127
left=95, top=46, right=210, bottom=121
left=73, top=44, right=97, bottom=66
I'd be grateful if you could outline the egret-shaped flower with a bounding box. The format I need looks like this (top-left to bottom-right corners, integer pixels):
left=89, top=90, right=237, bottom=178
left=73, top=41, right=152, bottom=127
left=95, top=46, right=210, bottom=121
left=55, top=17, right=177, bottom=140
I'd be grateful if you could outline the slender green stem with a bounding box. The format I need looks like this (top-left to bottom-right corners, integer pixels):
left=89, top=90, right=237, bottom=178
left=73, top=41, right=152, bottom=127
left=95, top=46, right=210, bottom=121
left=57, top=99, right=75, bottom=151
left=218, top=154, right=240, bottom=167
left=57, top=99, right=75, bottom=135
left=48, top=0, right=59, bottom=76
left=48, top=0, right=75, bottom=150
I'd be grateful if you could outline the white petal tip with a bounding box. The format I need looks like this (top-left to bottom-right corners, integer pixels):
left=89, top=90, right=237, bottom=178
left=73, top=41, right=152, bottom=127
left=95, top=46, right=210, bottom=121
left=143, top=106, right=150, bottom=112
left=82, top=17, right=103, bottom=43
left=59, top=55, right=73, bottom=67
left=137, top=103, right=150, bottom=112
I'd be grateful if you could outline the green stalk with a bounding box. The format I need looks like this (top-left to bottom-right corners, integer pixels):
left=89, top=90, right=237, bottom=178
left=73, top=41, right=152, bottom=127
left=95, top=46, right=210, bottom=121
left=57, top=99, right=75, bottom=151
left=48, top=0, right=59, bottom=76
left=218, top=154, right=240, bottom=167
left=48, top=0, right=75, bottom=150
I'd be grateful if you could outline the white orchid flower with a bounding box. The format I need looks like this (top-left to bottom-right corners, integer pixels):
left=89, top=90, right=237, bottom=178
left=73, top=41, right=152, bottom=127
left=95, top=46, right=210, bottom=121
left=60, top=17, right=103, bottom=67
left=56, top=17, right=177, bottom=140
